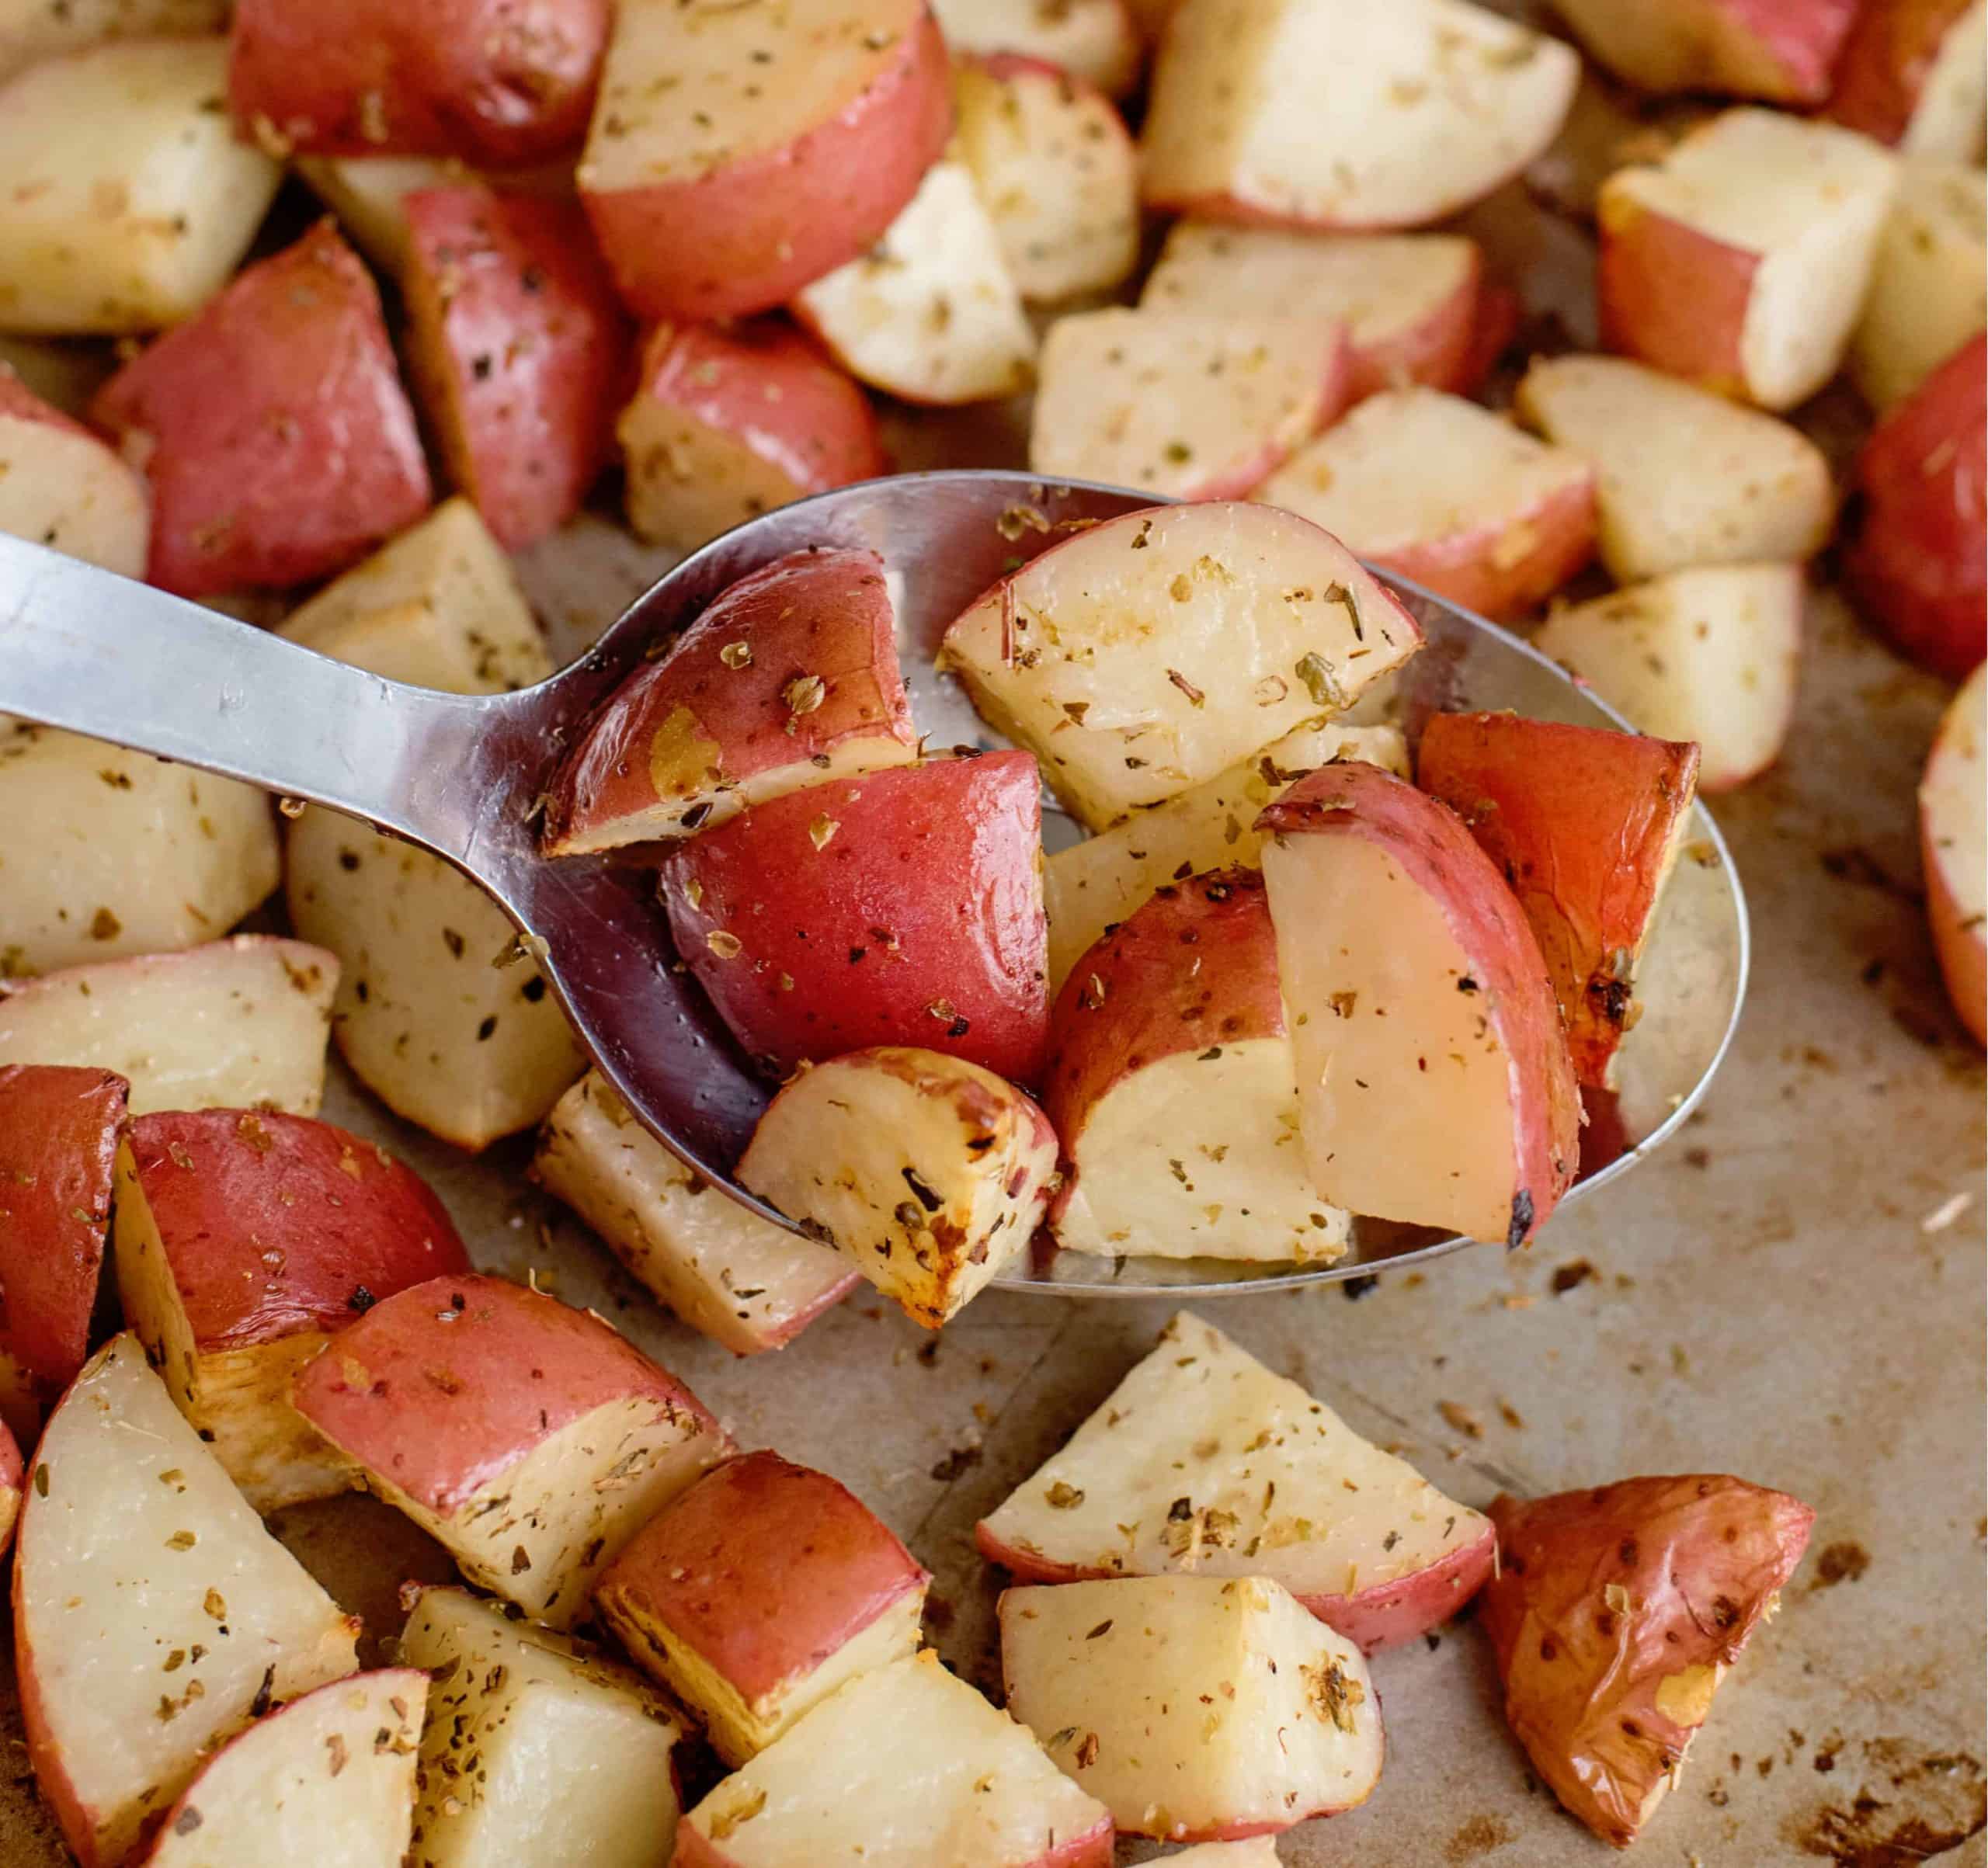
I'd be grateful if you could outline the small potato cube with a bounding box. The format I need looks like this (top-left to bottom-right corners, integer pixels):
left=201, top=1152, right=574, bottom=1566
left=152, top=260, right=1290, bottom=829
left=0, top=38, right=281, bottom=335
left=1826, top=0, right=1986, bottom=158
left=677, top=1649, right=1114, bottom=1868
left=1000, top=1574, right=1384, bottom=1840
left=597, top=1450, right=928, bottom=1762
left=0, top=936, right=338, bottom=1116
left=533, top=1072, right=857, bottom=1356
left=739, top=1048, right=1058, bottom=1329
left=0, top=372, right=148, bottom=575
left=399, top=1587, right=684, bottom=1868
left=1849, top=158, right=1986, bottom=411
left=292, top=1273, right=732, bottom=1627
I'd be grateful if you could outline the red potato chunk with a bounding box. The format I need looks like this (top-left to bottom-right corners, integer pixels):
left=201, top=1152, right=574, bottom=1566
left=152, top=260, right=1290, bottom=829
left=14, top=1335, right=359, bottom=1868
left=136, top=1671, right=426, bottom=1868
left=1825, top=0, right=1986, bottom=158
left=978, top=1310, right=1494, bottom=1652
left=1030, top=310, right=1347, bottom=500
left=930, top=0, right=1141, bottom=95
left=1258, top=389, right=1597, bottom=622
left=597, top=1450, right=927, bottom=1762
left=401, top=185, right=631, bottom=550
left=1844, top=332, right=1986, bottom=682
left=679, top=1649, right=1113, bottom=1867
left=618, top=320, right=885, bottom=555
left=1001, top=1574, right=1383, bottom=1842
left=1140, top=0, right=1578, bottom=231
left=1595, top=108, right=1899, bottom=412
left=1143, top=225, right=1486, bottom=404
left=579, top=0, right=951, bottom=322
left=1417, top=714, right=1701, bottom=1091
left=0, top=1065, right=124, bottom=1444
left=1921, top=663, right=1986, bottom=1044
left=544, top=546, right=917, bottom=856
left=1848, top=159, right=1986, bottom=412
left=113, top=1109, right=471, bottom=1512
left=659, top=753, right=1050, bottom=1084
left=228, top=0, right=607, bottom=166
left=940, top=502, right=1421, bottom=831
left=1548, top=0, right=1858, bottom=103
left=0, top=373, right=148, bottom=575
left=739, top=1047, right=1058, bottom=1328
left=952, top=57, right=1140, bottom=305
left=1514, top=353, right=1834, bottom=583
left=1481, top=1475, right=1814, bottom=1847
left=533, top=1071, right=857, bottom=1356
left=92, top=224, right=430, bottom=598
left=1257, top=761, right=1580, bottom=1246
left=291, top=1273, right=731, bottom=1627
left=1044, top=870, right=1347, bottom=1266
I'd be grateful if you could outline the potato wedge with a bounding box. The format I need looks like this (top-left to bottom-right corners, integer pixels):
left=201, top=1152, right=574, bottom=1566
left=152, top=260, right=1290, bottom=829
left=1921, top=662, right=1985, bottom=1044
left=940, top=502, right=1420, bottom=830
left=1548, top=0, right=1858, bottom=103
left=0, top=372, right=148, bottom=575
left=1030, top=309, right=1347, bottom=499
left=1001, top=1574, right=1383, bottom=1840
left=1141, top=0, right=1578, bottom=231
left=1481, top=1475, right=1814, bottom=1846
left=0, top=38, right=282, bottom=335
left=978, top=1311, right=1494, bottom=1651
left=738, top=1047, right=1058, bottom=1329
left=1259, top=389, right=1597, bottom=622
left=1826, top=0, right=1986, bottom=158
left=1513, top=353, right=1833, bottom=582
left=1595, top=107, right=1899, bottom=411
left=1849, top=160, right=1986, bottom=411
left=0, top=936, right=337, bottom=1117
left=931, top=0, right=1140, bottom=94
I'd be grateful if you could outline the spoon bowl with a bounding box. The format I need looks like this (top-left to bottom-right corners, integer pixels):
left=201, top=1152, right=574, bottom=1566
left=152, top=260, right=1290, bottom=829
left=0, top=472, right=1747, bottom=1293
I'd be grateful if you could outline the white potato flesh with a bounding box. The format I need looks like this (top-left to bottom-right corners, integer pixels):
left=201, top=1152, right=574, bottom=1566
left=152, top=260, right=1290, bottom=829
left=1001, top=1574, right=1382, bottom=1840
left=681, top=1650, right=1110, bottom=1868
left=1600, top=108, right=1898, bottom=409
left=738, top=1049, right=1058, bottom=1330
left=1030, top=309, right=1339, bottom=498
left=795, top=163, right=1036, bottom=406
left=15, top=1335, right=359, bottom=1868
left=931, top=0, right=1140, bottom=94
left=1144, top=224, right=1478, bottom=379
left=1531, top=563, right=1804, bottom=791
left=0, top=936, right=337, bottom=1116
left=143, top=1671, right=425, bottom=1868
left=0, top=400, right=147, bottom=574
left=1045, top=723, right=1407, bottom=989
left=1923, top=664, right=1986, bottom=1043
left=1514, top=353, right=1833, bottom=581
left=940, top=502, right=1419, bottom=830
left=0, top=39, right=282, bottom=335
left=400, top=1588, right=683, bottom=1868
left=979, top=1311, right=1489, bottom=1609
left=1142, top=0, right=1579, bottom=229
left=296, top=156, right=465, bottom=276
left=0, top=0, right=224, bottom=84
left=533, top=1072, right=855, bottom=1356
left=1900, top=0, right=1986, bottom=160
left=0, top=724, right=279, bottom=977
left=952, top=60, right=1139, bottom=304
left=618, top=389, right=821, bottom=557
left=1257, top=388, right=1592, bottom=584
left=1848, top=159, right=1986, bottom=411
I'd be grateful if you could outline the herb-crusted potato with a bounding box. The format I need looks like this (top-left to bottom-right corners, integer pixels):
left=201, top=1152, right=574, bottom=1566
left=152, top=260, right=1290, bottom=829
left=930, top=0, right=1141, bottom=95
left=0, top=372, right=148, bottom=575
left=1847, top=159, right=1986, bottom=411
left=940, top=502, right=1420, bottom=832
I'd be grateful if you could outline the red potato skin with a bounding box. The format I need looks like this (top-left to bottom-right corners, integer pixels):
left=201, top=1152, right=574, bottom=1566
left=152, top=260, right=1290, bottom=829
left=0, top=1065, right=126, bottom=1430
left=632, top=318, right=885, bottom=498
left=1826, top=0, right=1978, bottom=143
left=545, top=547, right=914, bottom=852
left=1482, top=1476, right=1815, bottom=1848
left=0, top=1415, right=18, bottom=1560
left=402, top=186, right=634, bottom=550
left=1453, top=279, right=1523, bottom=398
left=92, top=224, right=431, bottom=598
left=659, top=753, right=1051, bottom=1085
left=228, top=0, right=608, bottom=166
left=676, top=1817, right=1115, bottom=1868
left=291, top=1272, right=723, bottom=1514
left=1257, top=762, right=1581, bottom=1245
left=1416, top=714, right=1702, bottom=1090
left=599, top=1450, right=927, bottom=1705
left=580, top=10, right=952, bottom=323
left=1597, top=200, right=1753, bottom=401
left=1845, top=333, right=1986, bottom=681
left=1372, top=473, right=1597, bottom=623
left=1334, top=249, right=1482, bottom=404
left=124, top=1109, right=470, bottom=1350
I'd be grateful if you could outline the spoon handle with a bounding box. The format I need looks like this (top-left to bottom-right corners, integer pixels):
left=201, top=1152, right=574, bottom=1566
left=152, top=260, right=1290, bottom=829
left=0, top=534, right=489, bottom=860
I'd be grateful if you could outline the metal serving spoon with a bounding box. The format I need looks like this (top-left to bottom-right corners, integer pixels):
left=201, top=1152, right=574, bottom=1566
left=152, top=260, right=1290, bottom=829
left=0, top=470, right=1746, bottom=1296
